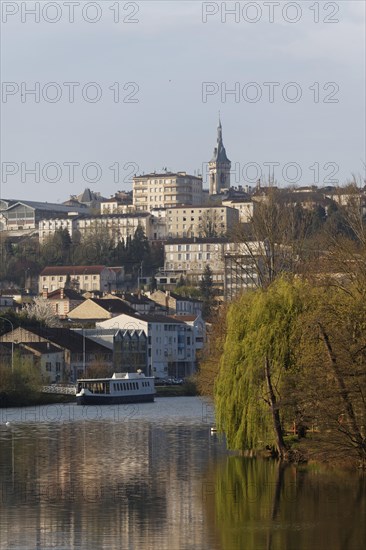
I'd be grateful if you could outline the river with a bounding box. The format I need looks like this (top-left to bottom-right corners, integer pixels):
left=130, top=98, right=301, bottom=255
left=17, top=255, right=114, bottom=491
left=0, top=397, right=365, bottom=550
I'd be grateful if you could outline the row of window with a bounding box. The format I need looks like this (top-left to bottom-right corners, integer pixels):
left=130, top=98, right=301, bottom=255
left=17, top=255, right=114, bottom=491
left=113, top=381, right=142, bottom=391
left=43, top=275, right=98, bottom=281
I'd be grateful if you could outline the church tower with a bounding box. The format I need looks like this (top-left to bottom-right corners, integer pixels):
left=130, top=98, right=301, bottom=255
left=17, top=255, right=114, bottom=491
left=209, top=117, right=231, bottom=195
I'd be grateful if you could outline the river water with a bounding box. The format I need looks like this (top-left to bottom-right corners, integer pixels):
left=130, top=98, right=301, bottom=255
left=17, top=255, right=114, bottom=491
left=0, top=397, right=365, bottom=550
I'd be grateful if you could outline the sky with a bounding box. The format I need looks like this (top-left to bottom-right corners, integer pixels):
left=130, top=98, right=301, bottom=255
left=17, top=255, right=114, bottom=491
left=1, top=0, right=365, bottom=202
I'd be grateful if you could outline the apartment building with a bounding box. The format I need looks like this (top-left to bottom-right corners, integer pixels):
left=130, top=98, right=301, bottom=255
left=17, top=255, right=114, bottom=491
left=39, top=265, right=123, bottom=293
left=97, top=312, right=199, bottom=378
left=100, top=197, right=135, bottom=215
left=162, top=239, right=262, bottom=292
left=133, top=172, right=203, bottom=211
left=166, top=206, right=239, bottom=238
left=39, top=213, right=152, bottom=244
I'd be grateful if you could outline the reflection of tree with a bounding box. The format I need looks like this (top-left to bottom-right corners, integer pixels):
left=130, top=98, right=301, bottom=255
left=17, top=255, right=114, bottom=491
left=204, top=456, right=366, bottom=550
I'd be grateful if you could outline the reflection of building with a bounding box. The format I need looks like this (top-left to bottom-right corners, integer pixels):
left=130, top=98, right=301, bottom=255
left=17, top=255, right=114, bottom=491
left=0, top=418, right=224, bottom=550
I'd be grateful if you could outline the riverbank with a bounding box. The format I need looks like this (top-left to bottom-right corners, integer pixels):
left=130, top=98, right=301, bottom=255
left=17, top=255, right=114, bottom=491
left=0, top=383, right=198, bottom=408
left=0, top=392, right=76, bottom=408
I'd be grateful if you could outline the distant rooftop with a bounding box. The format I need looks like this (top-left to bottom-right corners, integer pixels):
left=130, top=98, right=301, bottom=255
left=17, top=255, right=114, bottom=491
left=134, top=172, right=202, bottom=180
left=4, top=200, right=88, bottom=213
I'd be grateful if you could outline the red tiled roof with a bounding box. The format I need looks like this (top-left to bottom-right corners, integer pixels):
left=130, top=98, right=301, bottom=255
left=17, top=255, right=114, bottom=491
left=46, top=289, right=85, bottom=301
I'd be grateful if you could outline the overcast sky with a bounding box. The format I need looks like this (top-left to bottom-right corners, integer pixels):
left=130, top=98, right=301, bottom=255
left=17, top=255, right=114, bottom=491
left=1, top=0, right=365, bottom=202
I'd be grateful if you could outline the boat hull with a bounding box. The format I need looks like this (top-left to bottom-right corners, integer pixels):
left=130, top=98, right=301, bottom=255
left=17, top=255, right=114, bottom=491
left=76, top=393, right=155, bottom=406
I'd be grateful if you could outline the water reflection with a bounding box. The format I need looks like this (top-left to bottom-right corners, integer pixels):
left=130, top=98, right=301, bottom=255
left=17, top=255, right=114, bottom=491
left=205, top=456, right=366, bottom=550
left=0, top=400, right=365, bottom=550
left=0, top=400, right=223, bottom=550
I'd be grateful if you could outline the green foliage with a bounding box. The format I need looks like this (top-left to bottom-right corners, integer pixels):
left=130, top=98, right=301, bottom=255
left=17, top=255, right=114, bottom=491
left=215, top=277, right=304, bottom=452
left=200, top=264, right=215, bottom=319
left=0, top=353, right=42, bottom=398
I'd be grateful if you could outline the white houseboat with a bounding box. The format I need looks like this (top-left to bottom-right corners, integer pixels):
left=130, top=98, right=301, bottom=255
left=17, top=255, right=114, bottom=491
left=76, top=372, right=155, bottom=405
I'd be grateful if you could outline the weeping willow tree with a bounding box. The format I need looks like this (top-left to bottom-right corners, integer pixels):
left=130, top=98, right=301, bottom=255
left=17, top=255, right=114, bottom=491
left=215, top=277, right=304, bottom=458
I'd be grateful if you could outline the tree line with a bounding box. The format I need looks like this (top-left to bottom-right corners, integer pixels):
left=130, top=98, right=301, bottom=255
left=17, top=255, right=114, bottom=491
left=0, top=225, right=163, bottom=287
left=198, top=182, right=366, bottom=467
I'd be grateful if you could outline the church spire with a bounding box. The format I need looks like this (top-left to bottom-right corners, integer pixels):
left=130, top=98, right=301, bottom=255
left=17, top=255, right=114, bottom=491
left=217, top=114, right=222, bottom=143
left=209, top=116, right=231, bottom=195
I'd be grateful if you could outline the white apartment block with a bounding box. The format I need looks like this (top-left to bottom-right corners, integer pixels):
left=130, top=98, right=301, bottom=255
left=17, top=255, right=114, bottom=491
left=100, top=199, right=135, bottom=215
left=39, top=213, right=152, bottom=244
left=133, top=172, right=203, bottom=211
left=166, top=206, right=239, bottom=238
left=38, top=216, right=78, bottom=242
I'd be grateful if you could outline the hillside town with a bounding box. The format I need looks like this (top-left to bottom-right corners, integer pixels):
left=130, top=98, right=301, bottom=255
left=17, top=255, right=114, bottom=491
left=1, top=120, right=365, bottom=383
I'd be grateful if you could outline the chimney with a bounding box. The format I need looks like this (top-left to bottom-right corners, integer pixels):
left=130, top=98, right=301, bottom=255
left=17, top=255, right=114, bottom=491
left=60, top=288, right=64, bottom=300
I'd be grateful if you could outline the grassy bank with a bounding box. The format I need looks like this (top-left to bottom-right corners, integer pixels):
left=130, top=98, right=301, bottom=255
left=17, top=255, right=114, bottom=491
left=156, top=380, right=197, bottom=397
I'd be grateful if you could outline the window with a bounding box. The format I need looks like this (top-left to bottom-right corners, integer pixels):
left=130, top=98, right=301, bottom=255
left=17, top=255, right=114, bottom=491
left=46, top=362, right=52, bottom=372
